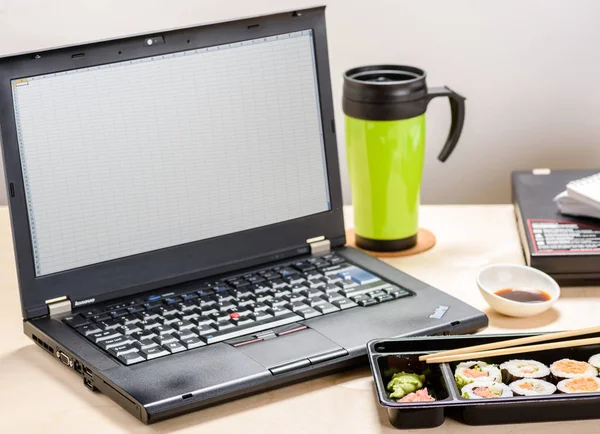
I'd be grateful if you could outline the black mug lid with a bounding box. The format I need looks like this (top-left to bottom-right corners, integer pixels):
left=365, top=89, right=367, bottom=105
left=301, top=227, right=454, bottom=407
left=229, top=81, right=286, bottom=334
left=343, top=65, right=429, bottom=120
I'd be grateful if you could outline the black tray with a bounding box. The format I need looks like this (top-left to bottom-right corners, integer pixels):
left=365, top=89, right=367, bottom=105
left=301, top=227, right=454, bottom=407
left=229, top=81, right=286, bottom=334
left=368, top=333, right=600, bottom=429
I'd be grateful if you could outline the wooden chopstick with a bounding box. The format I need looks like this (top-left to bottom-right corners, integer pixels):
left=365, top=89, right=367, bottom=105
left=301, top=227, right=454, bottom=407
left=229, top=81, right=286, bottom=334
left=425, top=336, right=600, bottom=364
left=419, top=325, right=600, bottom=362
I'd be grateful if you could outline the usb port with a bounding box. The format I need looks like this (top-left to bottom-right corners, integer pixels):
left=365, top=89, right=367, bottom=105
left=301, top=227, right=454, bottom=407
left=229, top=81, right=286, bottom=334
left=83, top=366, right=93, bottom=378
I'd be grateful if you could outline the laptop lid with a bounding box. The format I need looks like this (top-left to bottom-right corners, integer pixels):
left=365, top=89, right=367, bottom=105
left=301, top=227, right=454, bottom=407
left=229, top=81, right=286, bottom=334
left=0, top=7, right=345, bottom=319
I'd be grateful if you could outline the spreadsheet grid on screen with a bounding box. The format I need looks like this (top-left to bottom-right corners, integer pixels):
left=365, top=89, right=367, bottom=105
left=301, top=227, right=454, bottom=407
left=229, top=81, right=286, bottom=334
left=11, top=30, right=331, bottom=276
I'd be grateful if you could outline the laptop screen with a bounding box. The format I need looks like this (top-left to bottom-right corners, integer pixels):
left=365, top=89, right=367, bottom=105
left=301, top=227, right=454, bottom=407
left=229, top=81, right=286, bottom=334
left=11, top=29, right=331, bottom=277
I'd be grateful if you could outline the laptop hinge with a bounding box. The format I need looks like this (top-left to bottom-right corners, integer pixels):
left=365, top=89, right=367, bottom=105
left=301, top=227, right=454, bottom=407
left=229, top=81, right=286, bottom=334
left=45, top=296, right=72, bottom=317
left=307, top=236, right=330, bottom=255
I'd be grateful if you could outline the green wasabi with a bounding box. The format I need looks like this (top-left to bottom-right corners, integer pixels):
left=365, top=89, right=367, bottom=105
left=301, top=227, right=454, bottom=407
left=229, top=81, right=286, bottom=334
left=386, top=372, right=425, bottom=399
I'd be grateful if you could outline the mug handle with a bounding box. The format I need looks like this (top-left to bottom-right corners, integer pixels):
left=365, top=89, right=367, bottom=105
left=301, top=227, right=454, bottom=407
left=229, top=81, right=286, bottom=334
left=427, top=86, right=466, bottom=162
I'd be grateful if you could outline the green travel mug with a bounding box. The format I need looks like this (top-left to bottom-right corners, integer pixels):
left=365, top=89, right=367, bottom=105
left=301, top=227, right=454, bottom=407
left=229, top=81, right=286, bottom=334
left=343, top=65, right=465, bottom=251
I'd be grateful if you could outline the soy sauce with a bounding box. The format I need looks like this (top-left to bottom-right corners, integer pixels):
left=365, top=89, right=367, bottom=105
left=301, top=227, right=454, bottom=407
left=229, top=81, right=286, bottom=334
left=494, top=288, right=551, bottom=303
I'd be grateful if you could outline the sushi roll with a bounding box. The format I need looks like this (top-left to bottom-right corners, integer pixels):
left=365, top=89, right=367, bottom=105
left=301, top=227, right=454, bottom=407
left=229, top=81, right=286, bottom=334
left=455, top=361, right=501, bottom=389
left=589, top=354, right=600, bottom=372
left=500, top=359, right=550, bottom=383
left=461, top=381, right=513, bottom=399
left=557, top=377, right=600, bottom=394
left=550, top=359, right=598, bottom=380
left=509, top=378, right=557, bottom=396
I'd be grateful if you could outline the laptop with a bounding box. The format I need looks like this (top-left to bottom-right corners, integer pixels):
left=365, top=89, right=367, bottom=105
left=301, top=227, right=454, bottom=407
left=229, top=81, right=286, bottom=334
left=0, top=7, right=487, bottom=423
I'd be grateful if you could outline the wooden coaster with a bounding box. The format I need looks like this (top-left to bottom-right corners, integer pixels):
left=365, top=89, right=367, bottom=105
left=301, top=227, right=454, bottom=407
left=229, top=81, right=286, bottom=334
left=345, top=228, right=436, bottom=258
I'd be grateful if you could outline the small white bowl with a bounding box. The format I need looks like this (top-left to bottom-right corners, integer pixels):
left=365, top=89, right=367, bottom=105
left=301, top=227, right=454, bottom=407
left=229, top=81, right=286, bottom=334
left=476, top=264, right=560, bottom=317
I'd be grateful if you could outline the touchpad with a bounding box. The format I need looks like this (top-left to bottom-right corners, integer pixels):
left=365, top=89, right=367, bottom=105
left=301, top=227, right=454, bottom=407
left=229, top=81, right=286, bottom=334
left=235, top=328, right=347, bottom=374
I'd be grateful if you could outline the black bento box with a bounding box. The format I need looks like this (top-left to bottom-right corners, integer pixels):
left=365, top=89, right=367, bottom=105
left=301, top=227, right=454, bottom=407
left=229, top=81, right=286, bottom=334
left=368, top=333, right=600, bottom=429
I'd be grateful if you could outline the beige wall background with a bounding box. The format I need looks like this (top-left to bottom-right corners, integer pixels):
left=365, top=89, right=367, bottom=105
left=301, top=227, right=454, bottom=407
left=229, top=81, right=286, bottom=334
left=1, top=0, right=600, bottom=206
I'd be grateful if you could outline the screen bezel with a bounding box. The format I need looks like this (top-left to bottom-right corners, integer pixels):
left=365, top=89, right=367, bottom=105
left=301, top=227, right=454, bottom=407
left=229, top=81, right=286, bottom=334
left=0, top=7, right=345, bottom=319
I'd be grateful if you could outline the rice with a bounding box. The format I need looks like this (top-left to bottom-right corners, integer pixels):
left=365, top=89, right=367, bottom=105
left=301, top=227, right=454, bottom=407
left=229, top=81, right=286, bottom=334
left=455, top=361, right=502, bottom=390
left=509, top=378, right=556, bottom=396
left=550, top=358, right=598, bottom=380
left=557, top=377, right=600, bottom=394
left=461, top=381, right=513, bottom=399
left=500, top=359, right=550, bottom=382
left=589, top=354, right=600, bottom=371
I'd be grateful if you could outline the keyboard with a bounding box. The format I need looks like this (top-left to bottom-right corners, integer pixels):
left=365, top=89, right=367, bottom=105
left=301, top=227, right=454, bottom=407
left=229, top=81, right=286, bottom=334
left=62, top=254, right=413, bottom=365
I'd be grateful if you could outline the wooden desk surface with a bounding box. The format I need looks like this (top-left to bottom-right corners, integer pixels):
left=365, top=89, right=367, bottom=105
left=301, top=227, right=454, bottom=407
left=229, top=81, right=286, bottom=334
left=2, top=205, right=600, bottom=433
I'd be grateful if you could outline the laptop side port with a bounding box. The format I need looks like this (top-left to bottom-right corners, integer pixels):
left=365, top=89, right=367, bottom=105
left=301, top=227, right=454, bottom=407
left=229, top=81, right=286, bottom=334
left=83, top=377, right=96, bottom=391
left=74, top=360, right=83, bottom=374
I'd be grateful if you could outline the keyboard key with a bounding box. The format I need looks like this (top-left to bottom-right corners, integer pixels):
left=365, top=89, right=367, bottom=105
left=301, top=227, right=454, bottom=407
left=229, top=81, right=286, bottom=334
left=288, top=301, right=310, bottom=312
left=213, top=293, right=235, bottom=303
left=296, top=307, right=322, bottom=319
left=180, top=336, right=205, bottom=349
left=267, top=306, right=292, bottom=317
left=229, top=314, right=254, bottom=325
left=153, top=325, right=175, bottom=336
left=307, top=297, right=327, bottom=307
left=133, top=339, right=158, bottom=350
left=91, top=313, right=112, bottom=322
left=284, top=276, right=306, bottom=285
left=80, top=308, right=102, bottom=318
left=109, top=344, right=138, bottom=358
left=193, top=324, right=217, bottom=336
left=126, top=305, right=145, bottom=315
left=199, top=298, right=217, bottom=308
left=270, top=279, right=288, bottom=289
left=98, top=336, right=132, bottom=350
left=140, top=346, right=169, bottom=360
left=132, top=330, right=156, bottom=341
left=358, top=297, right=378, bottom=307
left=333, top=298, right=358, bottom=310
left=181, top=292, right=198, bottom=301
left=197, top=289, right=215, bottom=297
left=386, top=286, right=410, bottom=298
left=326, top=254, right=345, bottom=264
left=228, top=280, right=250, bottom=289
left=89, top=330, right=122, bottom=343
left=336, top=280, right=359, bottom=291
left=311, top=258, right=330, bottom=269
left=216, top=321, right=235, bottom=331
left=106, top=302, right=127, bottom=311
left=77, top=324, right=103, bottom=337
left=178, top=311, right=200, bottom=321
left=305, top=270, right=323, bottom=280
left=324, top=292, right=345, bottom=303
left=261, top=271, right=281, bottom=280
left=118, top=351, right=146, bottom=365
left=336, top=266, right=378, bottom=285
left=137, top=310, right=160, bottom=321
left=118, top=324, right=142, bottom=336
left=251, top=283, right=272, bottom=294
left=246, top=275, right=265, bottom=284
left=350, top=294, right=370, bottom=304
left=315, top=303, right=340, bottom=314
left=146, top=294, right=161, bottom=302
left=160, top=315, right=180, bottom=325
left=323, top=284, right=342, bottom=294
left=267, top=297, right=288, bottom=308
left=210, top=312, right=231, bottom=323
left=163, top=297, right=181, bottom=305
left=249, top=311, right=272, bottom=321
left=375, top=294, right=395, bottom=303
left=173, top=330, right=197, bottom=341
left=117, top=315, right=140, bottom=326
left=286, top=294, right=306, bottom=303
left=277, top=267, right=298, bottom=277
left=138, top=319, right=160, bottom=330
left=324, top=276, right=343, bottom=285
left=293, top=261, right=315, bottom=272
left=191, top=316, right=215, bottom=326
left=236, top=290, right=253, bottom=299
left=253, top=302, right=270, bottom=312
left=151, top=306, right=178, bottom=317
left=153, top=334, right=178, bottom=346
left=322, top=263, right=351, bottom=275
left=163, top=341, right=186, bottom=354
left=172, top=320, right=194, bottom=331
left=174, top=301, right=197, bottom=312
left=368, top=290, right=387, bottom=299
left=290, top=284, right=307, bottom=294
left=63, top=314, right=89, bottom=329
left=212, top=284, right=231, bottom=293
left=109, top=309, right=128, bottom=319
left=237, top=297, right=256, bottom=307
left=200, top=313, right=301, bottom=345
left=94, top=318, right=119, bottom=330
left=341, top=281, right=387, bottom=298
left=143, top=301, right=161, bottom=310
